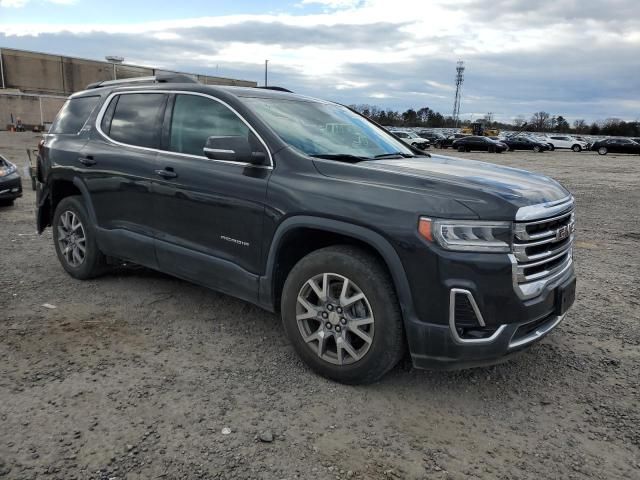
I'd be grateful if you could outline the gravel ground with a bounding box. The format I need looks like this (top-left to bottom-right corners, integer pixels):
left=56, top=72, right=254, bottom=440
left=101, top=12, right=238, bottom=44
left=0, top=132, right=639, bottom=480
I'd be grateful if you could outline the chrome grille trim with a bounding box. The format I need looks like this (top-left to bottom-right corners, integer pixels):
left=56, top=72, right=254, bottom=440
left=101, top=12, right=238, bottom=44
left=515, top=196, right=574, bottom=221
left=512, top=200, right=576, bottom=299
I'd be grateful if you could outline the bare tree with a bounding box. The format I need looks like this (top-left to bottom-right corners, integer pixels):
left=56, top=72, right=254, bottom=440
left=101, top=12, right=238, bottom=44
left=531, top=111, right=551, bottom=131
left=573, top=119, right=587, bottom=133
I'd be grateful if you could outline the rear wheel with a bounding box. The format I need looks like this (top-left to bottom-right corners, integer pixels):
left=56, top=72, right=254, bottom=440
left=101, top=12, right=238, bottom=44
left=53, top=196, right=106, bottom=279
left=572, top=144, right=582, bottom=152
left=281, top=246, right=404, bottom=384
left=598, top=146, right=608, bottom=155
left=548, top=144, right=555, bottom=151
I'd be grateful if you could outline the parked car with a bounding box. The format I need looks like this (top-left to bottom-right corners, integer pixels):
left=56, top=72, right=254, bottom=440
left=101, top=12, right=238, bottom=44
left=591, top=138, right=640, bottom=155
left=390, top=130, right=430, bottom=150
left=417, top=130, right=447, bottom=148
left=0, top=154, right=23, bottom=206
left=439, top=133, right=469, bottom=149
left=452, top=136, right=508, bottom=153
left=502, top=136, right=549, bottom=152
left=37, top=75, right=576, bottom=384
left=545, top=135, right=589, bottom=152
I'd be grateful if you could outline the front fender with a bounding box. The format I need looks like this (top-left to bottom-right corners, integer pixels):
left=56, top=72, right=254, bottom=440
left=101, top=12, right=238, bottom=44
left=258, top=215, right=418, bottom=326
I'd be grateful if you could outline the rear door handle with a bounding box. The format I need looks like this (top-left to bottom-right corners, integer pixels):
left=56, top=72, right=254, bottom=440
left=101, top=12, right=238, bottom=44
left=155, top=168, right=178, bottom=179
left=78, top=156, right=96, bottom=166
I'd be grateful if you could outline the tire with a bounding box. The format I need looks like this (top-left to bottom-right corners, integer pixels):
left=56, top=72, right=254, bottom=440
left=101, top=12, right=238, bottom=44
left=457, top=146, right=465, bottom=152
left=598, top=147, right=608, bottom=155
left=0, top=199, right=14, bottom=207
left=533, top=145, right=541, bottom=153
left=281, top=245, right=404, bottom=384
left=31, top=176, right=37, bottom=191
left=435, top=142, right=442, bottom=149
left=52, top=196, right=106, bottom=280
left=572, top=144, right=582, bottom=152
left=548, top=144, right=555, bottom=151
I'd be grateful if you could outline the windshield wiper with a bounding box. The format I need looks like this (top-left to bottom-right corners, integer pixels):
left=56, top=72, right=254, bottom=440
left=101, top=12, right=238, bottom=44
left=373, top=152, right=421, bottom=159
left=310, top=154, right=371, bottom=162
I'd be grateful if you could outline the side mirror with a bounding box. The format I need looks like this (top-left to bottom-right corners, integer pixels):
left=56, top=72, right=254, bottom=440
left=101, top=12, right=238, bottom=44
left=203, top=136, right=266, bottom=165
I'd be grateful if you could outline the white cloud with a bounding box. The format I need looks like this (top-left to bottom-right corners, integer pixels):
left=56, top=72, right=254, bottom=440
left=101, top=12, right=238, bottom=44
left=1, top=0, right=75, bottom=6
left=0, top=0, right=28, bottom=7
left=0, top=0, right=638, bottom=120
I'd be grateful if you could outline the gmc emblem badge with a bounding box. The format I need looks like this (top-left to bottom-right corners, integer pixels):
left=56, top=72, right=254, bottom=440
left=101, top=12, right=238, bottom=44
left=556, top=225, right=570, bottom=241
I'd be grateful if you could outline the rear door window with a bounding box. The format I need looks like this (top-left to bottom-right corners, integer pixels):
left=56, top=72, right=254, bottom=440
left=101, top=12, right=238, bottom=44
left=50, top=96, right=100, bottom=134
left=104, top=93, right=167, bottom=148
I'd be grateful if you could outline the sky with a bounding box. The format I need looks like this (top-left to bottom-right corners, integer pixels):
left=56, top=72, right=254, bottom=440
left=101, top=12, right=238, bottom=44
left=0, top=0, right=639, bottom=123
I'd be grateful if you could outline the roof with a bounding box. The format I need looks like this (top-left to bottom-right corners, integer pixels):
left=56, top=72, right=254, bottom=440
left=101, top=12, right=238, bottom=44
left=73, top=81, right=326, bottom=104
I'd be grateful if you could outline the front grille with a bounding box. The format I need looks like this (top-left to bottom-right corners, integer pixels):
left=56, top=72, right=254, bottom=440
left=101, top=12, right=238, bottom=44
left=513, top=205, right=575, bottom=287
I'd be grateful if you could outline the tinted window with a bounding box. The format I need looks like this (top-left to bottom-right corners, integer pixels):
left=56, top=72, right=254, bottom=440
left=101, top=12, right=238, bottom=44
left=169, top=94, right=249, bottom=156
left=108, top=93, right=166, bottom=148
left=50, top=96, right=100, bottom=134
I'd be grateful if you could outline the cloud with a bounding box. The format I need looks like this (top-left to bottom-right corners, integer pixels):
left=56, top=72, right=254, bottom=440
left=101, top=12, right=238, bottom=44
left=0, top=0, right=28, bottom=7
left=0, top=0, right=74, bottom=6
left=0, top=0, right=638, bottom=122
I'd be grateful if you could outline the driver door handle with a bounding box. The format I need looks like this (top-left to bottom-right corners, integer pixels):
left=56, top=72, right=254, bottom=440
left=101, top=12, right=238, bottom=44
left=78, top=155, right=96, bottom=166
left=155, top=168, right=178, bottom=179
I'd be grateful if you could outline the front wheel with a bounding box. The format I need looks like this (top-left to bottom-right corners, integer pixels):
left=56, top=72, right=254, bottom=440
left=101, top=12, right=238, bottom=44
left=598, top=147, right=608, bottom=155
left=281, top=246, right=404, bottom=384
left=572, top=144, right=582, bottom=152
left=53, top=196, right=106, bottom=279
left=533, top=145, right=541, bottom=153
left=457, top=146, right=465, bottom=152
left=548, top=144, right=555, bottom=151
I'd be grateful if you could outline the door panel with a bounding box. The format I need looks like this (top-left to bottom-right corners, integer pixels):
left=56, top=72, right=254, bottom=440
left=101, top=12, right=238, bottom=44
left=81, top=92, right=168, bottom=266
left=153, top=93, right=271, bottom=289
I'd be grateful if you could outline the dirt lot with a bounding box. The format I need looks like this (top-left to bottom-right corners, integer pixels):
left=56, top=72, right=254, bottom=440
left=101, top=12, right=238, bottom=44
left=1, top=132, right=638, bottom=480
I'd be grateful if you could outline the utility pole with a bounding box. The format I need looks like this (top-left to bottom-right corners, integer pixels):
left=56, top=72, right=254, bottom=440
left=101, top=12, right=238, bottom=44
left=452, top=60, right=465, bottom=127
left=264, top=59, right=269, bottom=87
left=0, top=48, right=5, bottom=89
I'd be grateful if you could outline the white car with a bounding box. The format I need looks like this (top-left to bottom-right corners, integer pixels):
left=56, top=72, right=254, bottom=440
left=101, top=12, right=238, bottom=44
left=545, top=135, right=589, bottom=152
left=390, top=130, right=430, bottom=149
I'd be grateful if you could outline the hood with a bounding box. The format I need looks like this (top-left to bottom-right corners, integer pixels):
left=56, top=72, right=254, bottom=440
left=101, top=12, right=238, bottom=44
left=312, top=154, right=569, bottom=222
left=360, top=155, right=569, bottom=208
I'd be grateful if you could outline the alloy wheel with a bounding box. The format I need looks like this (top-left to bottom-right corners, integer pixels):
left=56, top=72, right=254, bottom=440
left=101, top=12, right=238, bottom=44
left=57, top=210, right=86, bottom=267
left=296, top=273, right=375, bottom=365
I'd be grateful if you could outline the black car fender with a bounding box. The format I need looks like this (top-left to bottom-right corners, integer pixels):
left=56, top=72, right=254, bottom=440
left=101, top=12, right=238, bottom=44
left=258, top=215, right=417, bottom=324
left=37, top=175, right=99, bottom=234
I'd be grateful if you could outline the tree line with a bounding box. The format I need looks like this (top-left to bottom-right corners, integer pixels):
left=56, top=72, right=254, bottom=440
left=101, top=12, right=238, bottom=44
left=349, top=104, right=640, bottom=137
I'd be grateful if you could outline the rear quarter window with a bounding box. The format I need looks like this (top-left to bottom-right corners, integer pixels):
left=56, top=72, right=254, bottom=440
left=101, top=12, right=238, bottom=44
left=49, top=96, right=100, bottom=134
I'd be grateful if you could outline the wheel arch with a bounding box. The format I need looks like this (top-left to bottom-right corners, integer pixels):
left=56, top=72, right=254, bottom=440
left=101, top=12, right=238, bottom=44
left=42, top=176, right=98, bottom=232
left=259, top=216, right=416, bottom=323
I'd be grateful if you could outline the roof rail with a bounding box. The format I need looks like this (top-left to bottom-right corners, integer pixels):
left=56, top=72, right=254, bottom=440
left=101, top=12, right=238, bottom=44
left=255, top=86, right=294, bottom=93
left=86, top=73, right=199, bottom=90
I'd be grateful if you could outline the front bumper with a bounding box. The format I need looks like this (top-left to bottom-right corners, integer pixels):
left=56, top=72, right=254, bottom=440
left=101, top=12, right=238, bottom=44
left=0, top=174, right=23, bottom=200
left=402, top=194, right=577, bottom=370
left=405, top=261, right=575, bottom=369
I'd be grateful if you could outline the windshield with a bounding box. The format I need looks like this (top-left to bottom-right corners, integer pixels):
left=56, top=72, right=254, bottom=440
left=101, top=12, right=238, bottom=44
left=243, top=97, right=415, bottom=159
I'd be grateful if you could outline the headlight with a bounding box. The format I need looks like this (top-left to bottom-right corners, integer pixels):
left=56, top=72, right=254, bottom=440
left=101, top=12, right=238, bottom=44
left=418, top=218, right=512, bottom=252
left=0, top=163, right=17, bottom=177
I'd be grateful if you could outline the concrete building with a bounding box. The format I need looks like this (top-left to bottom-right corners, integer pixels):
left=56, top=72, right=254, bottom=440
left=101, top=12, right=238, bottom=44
left=0, top=47, right=257, bottom=129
